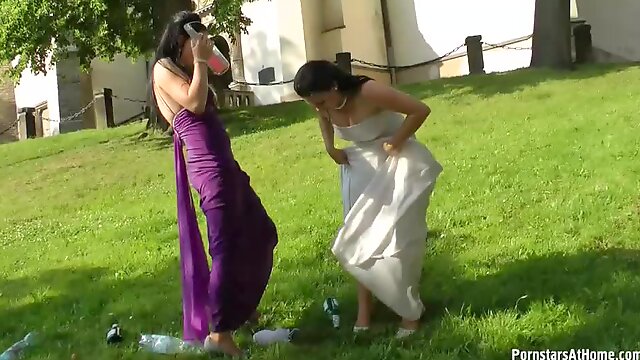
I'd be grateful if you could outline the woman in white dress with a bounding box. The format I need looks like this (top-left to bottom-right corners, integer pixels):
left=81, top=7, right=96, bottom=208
left=293, top=61, right=443, bottom=338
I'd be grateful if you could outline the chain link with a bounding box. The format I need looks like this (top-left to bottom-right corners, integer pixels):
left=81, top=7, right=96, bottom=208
left=42, top=96, right=101, bottom=123
left=0, top=119, right=20, bottom=136
left=1, top=38, right=533, bottom=138
left=0, top=92, right=151, bottom=137
left=232, top=79, right=295, bottom=86
left=482, top=34, right=533, bottom=51
left=111, top=94, right=148, bottom=104
left=352, top=44, right=466, bottom=70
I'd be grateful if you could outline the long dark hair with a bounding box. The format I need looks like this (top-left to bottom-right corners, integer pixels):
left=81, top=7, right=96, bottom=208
left=149, top=11, right=204, bottom=121
left=293, top=60, right=371, bottom=98
left=154, top=11, right=202, bottom=73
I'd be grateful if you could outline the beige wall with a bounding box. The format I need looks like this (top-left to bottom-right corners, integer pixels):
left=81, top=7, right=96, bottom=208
left=299, top=0, right=391, bottom=84
left=90, top=54, right=148, bottom=127
left=277, top=0, right=308, bottom=101
left=300, top=0, right=322, bottom=61
left=387, top=0, right=535, bottom=84
left=340, top=0, right=388, bottom=68
left=300, top=0, right=346, bottom=61
left=0, top=66, right=17, bottom=143
left=393, top=37, right=533, bottom=85
left=14, top=54, right=61, bottom=136
left=239, top=0, right=309, bottom=105
left=56, top=53, right=90, bottom=134
left=12, top=49, right=145, bottom=136
left=574, top=0, right=640, bottom=61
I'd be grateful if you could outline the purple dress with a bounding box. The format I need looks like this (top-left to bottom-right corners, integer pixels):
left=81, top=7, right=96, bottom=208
left=172, top=92, right=278, bottom=342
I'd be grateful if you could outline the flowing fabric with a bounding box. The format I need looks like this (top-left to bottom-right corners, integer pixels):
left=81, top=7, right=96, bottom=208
left=332, top=140, right=439, bottom=266
left=171, top=93, right=278, bottom=343
left=331, top=111, right=442, bottom=321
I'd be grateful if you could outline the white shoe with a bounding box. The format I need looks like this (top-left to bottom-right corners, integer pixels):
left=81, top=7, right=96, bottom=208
left=395, top=328, right=416, bottom=339
left=352, top=326, right=369, bottom=333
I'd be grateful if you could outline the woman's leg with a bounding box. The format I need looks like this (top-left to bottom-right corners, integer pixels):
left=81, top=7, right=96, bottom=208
left=355, top=282, right=373, bottom=328
left=396, top=183, right=435, bottom=336
left=203, top=183, right=276, bottom=355
left=206, top=332, right=243, bottom=357
left=203, top=206, right=243, bottom=356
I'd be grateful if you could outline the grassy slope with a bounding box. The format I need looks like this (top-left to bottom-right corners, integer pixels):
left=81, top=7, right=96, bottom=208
left=1, top=64, right=639, bottom=359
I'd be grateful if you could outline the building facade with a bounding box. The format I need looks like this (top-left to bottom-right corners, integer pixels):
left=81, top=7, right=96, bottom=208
left=13, top=51, right=148, bottom=138
left=0, top=65, right=18, bottom=144
left=6, top=0, right=638, bottom=141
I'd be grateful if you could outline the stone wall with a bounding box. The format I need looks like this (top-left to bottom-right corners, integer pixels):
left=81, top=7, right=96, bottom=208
left=0, top=65, right=17, bottom=144
left=56, top=53, right=87, bottom=134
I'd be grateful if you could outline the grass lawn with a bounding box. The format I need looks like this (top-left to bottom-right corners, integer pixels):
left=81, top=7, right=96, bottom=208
left=1, top=63, right=640, bottom=360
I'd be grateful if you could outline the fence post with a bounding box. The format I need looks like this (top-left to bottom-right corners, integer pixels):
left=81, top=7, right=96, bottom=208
left=573, top=23, right=593, bottom=64
left=103, top=88, right=115, bottom=128
left=465, top=35, right=485, bottom=75
left=21, top=108, right=36, bottom=138
left=336, top=52, right=352, bottom=74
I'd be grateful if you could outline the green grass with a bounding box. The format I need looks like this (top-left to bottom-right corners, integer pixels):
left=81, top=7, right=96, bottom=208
left=2, top=63, right=640, bottom=359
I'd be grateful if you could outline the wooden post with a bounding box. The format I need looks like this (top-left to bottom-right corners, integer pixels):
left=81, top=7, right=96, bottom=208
left=21, top=108, right=36, bottom=138
left=573, top=23, right=593, bottom=64
left=465, top=35, right=485, bottom=75
left=103, top=88, right=115, bottom=128
left=336, top=52, right=352, bottom=74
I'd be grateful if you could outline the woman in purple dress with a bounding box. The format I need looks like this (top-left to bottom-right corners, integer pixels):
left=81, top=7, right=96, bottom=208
left=151, top=11, right=278, bottom=357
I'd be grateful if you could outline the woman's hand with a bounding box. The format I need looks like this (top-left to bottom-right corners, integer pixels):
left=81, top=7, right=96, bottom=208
left=327, top=147, right=349, bottom=165
left=191, top=33, right=213, bottom=62
left=383, top=141, right=401, bottom=156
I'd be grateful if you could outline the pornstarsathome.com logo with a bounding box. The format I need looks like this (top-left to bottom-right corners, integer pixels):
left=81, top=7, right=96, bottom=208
left=511, top=349, right=640, bottom=360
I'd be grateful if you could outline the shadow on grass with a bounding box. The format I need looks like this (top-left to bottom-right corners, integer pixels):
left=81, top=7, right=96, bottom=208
left=430, top=247, right=640, bottom=356
left=132, top=101, right=314, bottom=151
left=285, top=242, right=640, bottom=358
left=130, top=62, right=640, bottom=153
left=0, top=262, right=201, bottom=359
left=220, top=100, right=313, bottom=138
left=403, top=63, right=637, bottom=101
left=281, top=229, right=455, bottom=356
left=0, top=149, right=66, bottom=168
left=3, top=236, right=639, bottom=359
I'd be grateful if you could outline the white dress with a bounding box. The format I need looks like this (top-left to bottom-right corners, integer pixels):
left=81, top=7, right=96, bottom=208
left=331, top=111, right=443, bottom=321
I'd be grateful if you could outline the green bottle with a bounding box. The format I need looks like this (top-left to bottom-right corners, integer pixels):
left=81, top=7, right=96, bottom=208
left=323, top=297, right=340, bottom=328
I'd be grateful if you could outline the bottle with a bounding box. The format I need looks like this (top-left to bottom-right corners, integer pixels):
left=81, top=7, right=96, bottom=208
left=183, top=23, right=230, bottom=76
left=252, top=328, right=299, bottom=346
left=0, top=332, right=37, bottom=360
left=106, top=324, right=123, bottom=344
left=138, top=334, right=203, bottom=355
left=323, top=297, right=341, bottom=328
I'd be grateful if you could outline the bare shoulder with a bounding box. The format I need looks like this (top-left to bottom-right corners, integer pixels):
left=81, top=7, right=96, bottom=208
left=154, top=59, right=189, bottom=84
left=360, top=79, right=407, bottom=99
left=359, top=79, right=428, bottom=114
left=153, top=61, right=173, bottom=85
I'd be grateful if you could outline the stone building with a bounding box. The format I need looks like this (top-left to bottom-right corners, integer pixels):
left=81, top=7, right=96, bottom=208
left=0, top=65, right=17, bottom=144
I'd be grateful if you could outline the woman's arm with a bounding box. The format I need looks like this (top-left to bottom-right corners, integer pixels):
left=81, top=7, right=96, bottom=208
left=154, top=61, right=209, bottom=115
left=317, top=110, right=336, bottom=151
left=359, top=80, right=431, bottom=150
left=153, top=34, right=212, bottom=115
left=316, top=109, right=349, bottom=164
